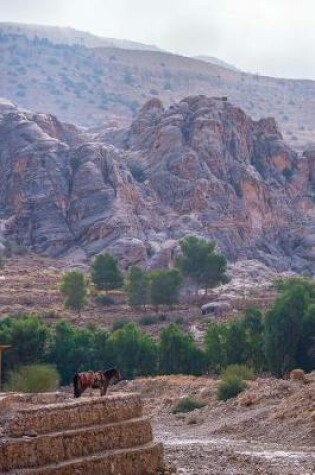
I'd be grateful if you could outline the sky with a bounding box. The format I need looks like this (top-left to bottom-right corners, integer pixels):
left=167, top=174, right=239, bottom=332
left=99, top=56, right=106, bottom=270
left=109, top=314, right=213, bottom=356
left=1, top=0, right=315, bottom=80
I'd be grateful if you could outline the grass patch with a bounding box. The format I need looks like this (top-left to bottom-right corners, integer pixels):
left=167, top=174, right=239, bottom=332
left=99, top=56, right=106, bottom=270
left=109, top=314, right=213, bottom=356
left=172, top=397, right=206, bottom=414
left=5, top=364, right=60, bottom=393
left=220, top=364, right=254, bottom=381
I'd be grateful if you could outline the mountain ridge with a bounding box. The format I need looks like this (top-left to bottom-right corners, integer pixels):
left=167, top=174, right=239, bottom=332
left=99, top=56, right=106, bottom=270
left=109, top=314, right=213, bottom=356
left=0, top=23, right=315, bottom=151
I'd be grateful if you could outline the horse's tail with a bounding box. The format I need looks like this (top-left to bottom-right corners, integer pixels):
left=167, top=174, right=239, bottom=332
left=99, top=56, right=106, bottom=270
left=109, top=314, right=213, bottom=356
left=73, top=373, right=82, bottom=398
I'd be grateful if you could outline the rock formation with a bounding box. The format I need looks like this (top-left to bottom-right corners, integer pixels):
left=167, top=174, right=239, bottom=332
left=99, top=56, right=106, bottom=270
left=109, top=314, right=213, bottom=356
left=0, top=96, right=314, bottom=273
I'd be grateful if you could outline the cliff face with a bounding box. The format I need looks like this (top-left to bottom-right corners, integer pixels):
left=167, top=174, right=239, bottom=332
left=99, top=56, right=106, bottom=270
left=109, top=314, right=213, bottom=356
left=1, top=96, right=314, bottom=273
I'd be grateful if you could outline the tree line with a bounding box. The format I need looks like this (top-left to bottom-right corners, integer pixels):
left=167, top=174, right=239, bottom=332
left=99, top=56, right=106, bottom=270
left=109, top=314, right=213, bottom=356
left=60, top=236, right=229, bottom=313
left=1, top=276, right=314, bottom=385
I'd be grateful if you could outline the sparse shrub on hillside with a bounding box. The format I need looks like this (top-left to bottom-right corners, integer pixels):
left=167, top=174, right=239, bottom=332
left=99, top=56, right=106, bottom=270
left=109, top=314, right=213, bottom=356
left=4, top=240, right=27, bottom=257
left=217, top=376, right=247, bottom=401
left=129, top=163, right=146, bottom=183
left=95, top=294, right=115, bottom=306
left=5, top=364, right=60, bottom=393
left=283, top=167, right=293, bottom=180
left=220, top=364, right=254, bottom=381
left=139, top=314, right=159, bottom=326
left=172, top=397, right=206, bottom=414
left=112, top=318, right=129, bottom=331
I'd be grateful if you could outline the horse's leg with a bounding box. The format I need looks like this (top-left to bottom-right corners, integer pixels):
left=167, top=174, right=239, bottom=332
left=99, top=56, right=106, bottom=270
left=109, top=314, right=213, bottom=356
left=89, top=383, right=94, bottom=397
left=100, top=380, right=109, bottom=396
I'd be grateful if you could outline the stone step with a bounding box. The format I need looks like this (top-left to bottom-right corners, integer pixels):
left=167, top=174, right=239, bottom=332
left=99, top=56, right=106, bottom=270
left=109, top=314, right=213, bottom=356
left=0, top=417, right=153, bottom=471
left=4, top=393, right=142, bottom=437
left=8, top=441, right=164, bottom=475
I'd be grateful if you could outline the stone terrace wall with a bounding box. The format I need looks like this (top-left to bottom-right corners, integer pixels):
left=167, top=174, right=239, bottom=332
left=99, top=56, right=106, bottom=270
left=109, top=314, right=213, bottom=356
left=0, top=393, right=164, bottom=474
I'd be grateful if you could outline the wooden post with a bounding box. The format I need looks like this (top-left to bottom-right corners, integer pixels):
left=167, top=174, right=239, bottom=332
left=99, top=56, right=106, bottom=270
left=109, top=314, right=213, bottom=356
left=0, top=345, right=12, bottom=392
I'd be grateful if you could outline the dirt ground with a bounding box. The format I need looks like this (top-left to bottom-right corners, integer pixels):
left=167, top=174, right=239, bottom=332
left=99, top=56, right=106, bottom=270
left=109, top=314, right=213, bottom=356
left=112, top=374, right=315, bottom=475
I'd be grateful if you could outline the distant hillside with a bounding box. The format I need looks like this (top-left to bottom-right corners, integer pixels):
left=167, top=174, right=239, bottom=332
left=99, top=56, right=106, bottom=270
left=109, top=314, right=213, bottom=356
left=0, top=24, right=315, bottom=149
left=193, top=55, right=240, bottom=72
left=0, top=22, right=161, bottom=51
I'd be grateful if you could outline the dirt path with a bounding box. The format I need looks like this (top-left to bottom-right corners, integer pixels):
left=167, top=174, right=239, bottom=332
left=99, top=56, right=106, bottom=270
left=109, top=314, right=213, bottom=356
left=158, top=435, right=315, bottom=474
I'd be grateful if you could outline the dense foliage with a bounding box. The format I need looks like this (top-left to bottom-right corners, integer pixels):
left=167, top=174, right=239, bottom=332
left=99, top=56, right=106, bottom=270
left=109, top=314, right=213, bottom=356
left=1, top=277, right=314, bottom=389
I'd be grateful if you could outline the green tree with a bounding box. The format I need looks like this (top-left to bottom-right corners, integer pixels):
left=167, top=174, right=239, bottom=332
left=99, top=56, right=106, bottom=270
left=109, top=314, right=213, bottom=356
left=126, top=266, right=150, bottom=309
left=205, top=322, right=227, bottom=372
left=0, top=315, right=50, bottom=375
left=297, top=304, right=315, bottom=371
left=150, top=269, right=182, bottom=309
left=264, top=285, right=309, bottom=376
left=49, top=321, right=110, bottom=385
left=60, top=271, right=87, bottom=314
left=159, top=324, right=206, bottom=375
left=225, top=320, right=247, bottom=366
left=177, top=236, right=228, bottom=293
left=107, top=323, right=157, bottom=378
left=243, top=307, right=265, bottom=372
left=91, top=253, right=124, bottom=292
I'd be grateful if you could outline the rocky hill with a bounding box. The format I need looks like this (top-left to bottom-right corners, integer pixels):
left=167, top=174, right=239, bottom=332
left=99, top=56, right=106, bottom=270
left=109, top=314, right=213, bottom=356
left=1, top=24, right=315, bottom=150
left=0, top=95, right=314, bottom=274
left=0, top=21, right=161, bottom=51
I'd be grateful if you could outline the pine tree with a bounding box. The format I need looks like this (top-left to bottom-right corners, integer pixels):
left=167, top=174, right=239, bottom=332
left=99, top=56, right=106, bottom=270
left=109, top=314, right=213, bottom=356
left=91, top=253, right=124, bottom=292
left=177, top=236, right=228, bottom=293
left=126, top=266, right=150, bottom=309
left=60, top=271, right=87, bottom=315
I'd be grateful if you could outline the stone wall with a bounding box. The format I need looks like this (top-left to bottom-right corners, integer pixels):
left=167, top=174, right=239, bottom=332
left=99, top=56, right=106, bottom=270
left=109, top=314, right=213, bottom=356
left=0, top=393, right=164, bottom=474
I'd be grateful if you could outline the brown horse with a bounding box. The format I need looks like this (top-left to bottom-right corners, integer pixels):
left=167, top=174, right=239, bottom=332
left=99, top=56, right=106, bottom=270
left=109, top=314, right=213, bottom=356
left=73, top=367, right=121, bottom=398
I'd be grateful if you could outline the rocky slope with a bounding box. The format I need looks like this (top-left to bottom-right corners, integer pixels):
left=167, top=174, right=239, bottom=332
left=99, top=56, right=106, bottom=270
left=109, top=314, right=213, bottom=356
left=1, top=25, right=315, bottom=149
left=113, top=374, right=315, bottom=475
left=0, top=96, right=314, bottom=274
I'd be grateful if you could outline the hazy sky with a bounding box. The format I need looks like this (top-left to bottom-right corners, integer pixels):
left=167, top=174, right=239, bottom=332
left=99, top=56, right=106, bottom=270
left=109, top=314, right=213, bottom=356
left=1, top=0, right=315, bottom=80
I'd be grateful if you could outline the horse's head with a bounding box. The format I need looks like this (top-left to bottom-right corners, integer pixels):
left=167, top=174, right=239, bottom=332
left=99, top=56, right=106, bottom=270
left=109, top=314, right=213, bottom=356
left=104, top=367, right=122, bottom=385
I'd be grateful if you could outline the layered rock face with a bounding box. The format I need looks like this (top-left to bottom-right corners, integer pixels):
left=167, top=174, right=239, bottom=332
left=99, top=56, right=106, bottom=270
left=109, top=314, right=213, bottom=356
left=0, top=392, right=164, bottom=474
left=0, top=96, right=314, bottom=273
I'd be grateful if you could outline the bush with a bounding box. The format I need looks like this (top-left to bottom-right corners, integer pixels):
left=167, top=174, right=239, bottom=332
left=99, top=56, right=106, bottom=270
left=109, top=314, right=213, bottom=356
left=220, top=364, right=254, bottom=381
left=5, top=364, right=60, bottom=393
left=0, top=255, right=5, bottom=269
left=139, top=314, right=159, bottom=326
left=95, top=294, right=115, bottom=306
left=216, top=376, right=247, bottom=401
left=130, top=164, right=146, bottom=183
left=112, top=318, right=129, bottom=331
left=172, top=397, right=206, bottom=414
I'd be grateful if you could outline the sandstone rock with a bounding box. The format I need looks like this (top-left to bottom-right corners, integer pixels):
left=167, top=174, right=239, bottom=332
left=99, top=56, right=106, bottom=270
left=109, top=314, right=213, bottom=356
left=1, top=96, right=315, bottom=273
